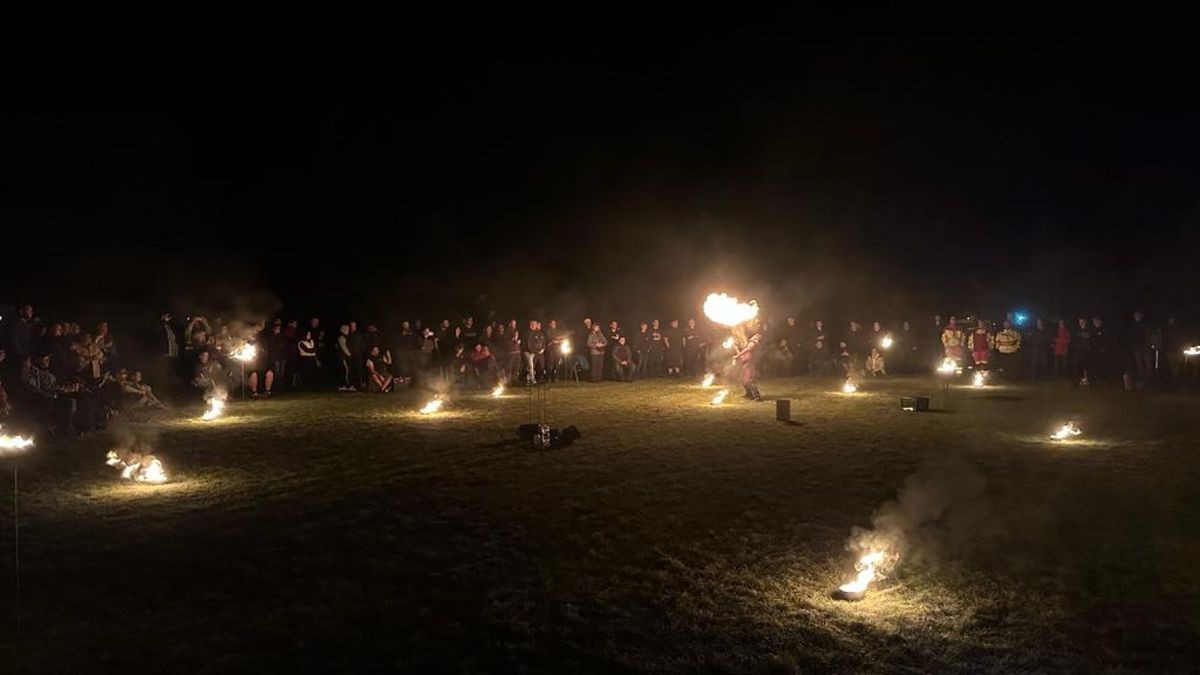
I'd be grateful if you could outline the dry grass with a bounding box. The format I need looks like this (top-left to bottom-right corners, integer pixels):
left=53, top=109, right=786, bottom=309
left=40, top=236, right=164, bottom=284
left=1, top=375, right=1198, bottom=673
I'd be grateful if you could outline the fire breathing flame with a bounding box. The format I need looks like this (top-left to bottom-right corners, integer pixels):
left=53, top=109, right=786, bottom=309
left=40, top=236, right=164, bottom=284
left=710, top=389, right=729, bottom=405
left=491, top=385, right=505, bottom=398
left=838, top=550, right=888, bottom=595
left=842, top=380, right=858, bottom=394
left=936, top=358, right=957, bottom=374
left=0, top=426, right=34, bottom=457
left=1050, top=421, right=1082, bottom=440
left=230, top=343, right=257, bottom=362
left=703, top=292, right=759, bottom=327
left=1185, top=345, right=1200, bottom=356
left=201, top=393, right=227, bottom=420
left=560, top=339, right=572, bottom=355
left=419, top=396, right=445, bottom=414
left=722, top=336, right=735, bottom=349
left=972, top=371, right=987, bottom=387
left=701, top=373, right=715, bottom=388
left=106, top=450, right=169, bottom=484
left=881, top=335, right=894, bottom=349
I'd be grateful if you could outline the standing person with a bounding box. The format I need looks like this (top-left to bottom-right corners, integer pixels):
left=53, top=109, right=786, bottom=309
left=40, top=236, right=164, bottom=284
left=1126, top=310, right=1153, bottom=387
left=782, top=317, right=800, bottom=374
left=964, top=317, right=993, bottom=365
left=664, top=319, right=683, bottom=377
left=504, top=324, right=522, bottom=385
left=1028, top=319, right=1051, bottom=381
left=845, top=320, right=867, bottom=374
left=941, top=316, right=965, bottom=365
left=994, top=320, right=1021, bottom=378
left=682, top=318, right=700, bottom=377
left=897, top=320, right=917, bottom=374
left=347, top=321, right=366, bottom=390
left=647, top=319, right=665, bottom=378
left=297, top=329, right=319, bottom=388
left=336, top=324, right=355, bottom=391
left=523, top=320, right=546, bottom=386
left=586, top=323, right=608, bottom=382
left=869, top=321, right=887, bottom=353
left=1090, top=316, right=1110, bottom=384
left=1052, top=319, right=1071, bottom=379
left=734, top=322, right=764, bottom=401
left=267, top=322, right=289, bottom=388
left=7, top=304, right=35, bottom=366
left=809, top=320, right=829, bottom=375
left=634, top=322, right=652, bottom=379
left=606, top=320, right=621, bottom=379
left=544, top=319, right=565, bottom=382
left=1071, top=317, right=1093, bottom=386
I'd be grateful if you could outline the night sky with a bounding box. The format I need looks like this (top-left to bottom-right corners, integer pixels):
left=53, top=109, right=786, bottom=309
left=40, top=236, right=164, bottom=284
left=4, top=15, right=1198, bottom=323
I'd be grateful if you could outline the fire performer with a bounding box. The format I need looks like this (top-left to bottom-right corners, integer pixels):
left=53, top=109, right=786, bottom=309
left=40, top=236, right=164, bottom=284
left=733, top=322, right=764, bottom=402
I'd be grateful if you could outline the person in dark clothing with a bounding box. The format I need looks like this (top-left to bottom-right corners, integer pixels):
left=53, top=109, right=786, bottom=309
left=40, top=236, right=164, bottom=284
left=682, top=318, right=700, bottom=377
left=1127, top=310, right=1153, bottom=386
left=522, top=320, right=546, bottom=385
left=1089, top=316, right=1110, bottom=384
left=347, top=321, right=366, bottom=390
left=606, top=321, right=621, bottom=379
left=809, top=320, right=829, bottom=375
left=634, top=322, right=652, bottom=379
left=461, top=317, right=480, bottom=345
left=8, top=304, right=34, bottom=365
left=613, top=335, right=634, bottom=382
left=1071, top=317, right=1092, bottom=385
left=586, top=323, right=608, bottom=382
left=647, top=319, right=665, bottom=377
left=845, top=321, right=868, bottom=374
left=544, top=319, right=566, bottom=382
left=898, top=320, right=917, bottom=373
left=1028, top=318, right=1052, bottom=381
left=267, top=323, right=289, bottom=387
left=297, top=330, right=319, bottom=388
left=664, top=319, right=683, bottom=376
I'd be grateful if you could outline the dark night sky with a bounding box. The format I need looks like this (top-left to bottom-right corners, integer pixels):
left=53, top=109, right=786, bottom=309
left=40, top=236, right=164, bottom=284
left=3, top=13, right=1198, bottom=323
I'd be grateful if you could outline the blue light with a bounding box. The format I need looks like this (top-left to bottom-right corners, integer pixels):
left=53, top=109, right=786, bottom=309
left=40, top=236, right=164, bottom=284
left=1013, top=312, right=1029, bottom=326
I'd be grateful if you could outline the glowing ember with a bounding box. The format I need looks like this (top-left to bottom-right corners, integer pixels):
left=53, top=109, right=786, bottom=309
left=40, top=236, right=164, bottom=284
left=838, top=550, right=888, bottom=596
left=201, top=393, right=227, bottom=420
left=722, top=336, right=735, bottom=349
left=841, top=380, right=858, bottom=394
left=560, top=339, right=572, bottom=355
left=972, top=371, right=987, bottom=387
left=710, top=389, right=729, bottom=405
left=703, top=292, right=759, bottom=327
left=936, top=358, right=957, bottom=374
left=1185, top=345, right=1200, bottom=356
left=106, top=450, right=169, bottom=484
left=230, top=343, right=257, bottom=362
left=1050, top=421, right=1082, bottom=440
left=0, top=427, right=34, bottom=456
left=419, top=396, right=445, bottom=414
left=491, top=385, right=506, bottom=398
left=880, top=335, right=894, bottom=349
left=700, top=373, right=716, bottom=387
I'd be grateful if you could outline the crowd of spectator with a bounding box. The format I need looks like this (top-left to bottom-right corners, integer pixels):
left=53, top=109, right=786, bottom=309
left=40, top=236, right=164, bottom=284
left=3, top=303, right=1196, bottom=437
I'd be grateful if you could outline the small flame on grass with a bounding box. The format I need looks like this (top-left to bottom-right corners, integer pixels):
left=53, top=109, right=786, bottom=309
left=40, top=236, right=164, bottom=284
left=972, top=371, right=987, bottom=387
left=419, top=396, right=445, bottom=414
left=936, top=358, right=957, bottom=374
left=201, top=392, right=227, bottom=420
left=1050, top=421, right=1082, bottom=441
left=710, top=389, right=728, bottom=405
left=838, top=550, right=889, bottom=596
left=105, top=450, right=168, bottom=484
left=491, top=385, right=505, bottom=398
left=701, top=373, right=715, bottom=388
left=841, top=380, right=858, bottom=394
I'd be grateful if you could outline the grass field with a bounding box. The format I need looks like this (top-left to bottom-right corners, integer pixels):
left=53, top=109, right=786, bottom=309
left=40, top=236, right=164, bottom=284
left=1, top=375, right=1199, bottom=673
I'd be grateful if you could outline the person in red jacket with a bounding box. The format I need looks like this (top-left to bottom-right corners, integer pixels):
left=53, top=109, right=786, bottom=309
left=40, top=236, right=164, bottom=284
left=968, top=320, right=994, bottom=367
left=1052, top=319, right=1071, bottom=379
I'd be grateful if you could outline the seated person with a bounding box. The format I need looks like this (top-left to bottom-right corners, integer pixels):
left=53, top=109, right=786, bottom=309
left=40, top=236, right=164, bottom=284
left=365, top=345, right=395, bottom=393
left=866, top=348, right=887, bottom=377
left=466, top=343, right=497, bottom=388
left=121, top=370, right=166, bottom=409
